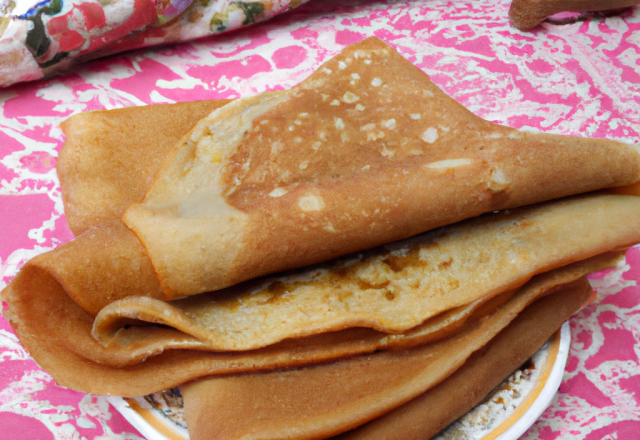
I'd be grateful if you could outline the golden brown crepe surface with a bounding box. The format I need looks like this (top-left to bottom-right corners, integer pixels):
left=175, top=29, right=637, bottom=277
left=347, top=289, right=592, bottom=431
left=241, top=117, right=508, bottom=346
left=30, top=219, right=164, bottom=315
left=180, top=279, right=590, bottom=440
left=121, top=37, right=640, bottom=298
left=58, top=100, right=227, bottom=235
left=90, top=193, right=639, bottom=353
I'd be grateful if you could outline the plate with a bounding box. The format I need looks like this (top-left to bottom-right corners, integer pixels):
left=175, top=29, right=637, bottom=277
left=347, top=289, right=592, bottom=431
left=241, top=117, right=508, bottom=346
left=108, top=322, right=570, bottom=440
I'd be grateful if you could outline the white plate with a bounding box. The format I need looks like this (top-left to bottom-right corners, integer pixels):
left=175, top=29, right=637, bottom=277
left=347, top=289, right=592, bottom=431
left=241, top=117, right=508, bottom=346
left=107, top=394, right=189, bottom=440
left=494, top=322, right=570, bottom=440
left=108, top=322, right=570, bottom=440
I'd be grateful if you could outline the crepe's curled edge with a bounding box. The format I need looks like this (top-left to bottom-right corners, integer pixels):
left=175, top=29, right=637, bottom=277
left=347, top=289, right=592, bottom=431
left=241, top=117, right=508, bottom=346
left=58, top=100, right=228, bottom=235
left=180, top=278, right=591, bottom=440
left=90, top=194, right=639, bottom=354
left=509, top=0, right=639, bottom=31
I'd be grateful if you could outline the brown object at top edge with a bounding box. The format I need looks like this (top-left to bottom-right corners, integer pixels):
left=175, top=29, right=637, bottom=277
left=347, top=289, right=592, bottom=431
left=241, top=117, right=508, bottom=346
left=509, top=0, right=639, bottom=31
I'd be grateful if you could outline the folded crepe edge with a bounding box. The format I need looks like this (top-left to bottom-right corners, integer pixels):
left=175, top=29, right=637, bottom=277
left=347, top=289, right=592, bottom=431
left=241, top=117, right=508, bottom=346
left=3, top=195, right=635, bottom=378
left=58, top=99, right=230, bottom=236
left=81, top=249, right=626, bottom=367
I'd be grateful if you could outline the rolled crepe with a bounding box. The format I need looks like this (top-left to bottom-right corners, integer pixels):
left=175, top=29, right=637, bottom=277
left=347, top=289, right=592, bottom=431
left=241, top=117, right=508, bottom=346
left=91, top=194, right=638, bottom=355
left=122, top=37, right=640, bottom=299
left=180, top=277, right=591, bottom=440
left=52, top=37, right=640, bottom=304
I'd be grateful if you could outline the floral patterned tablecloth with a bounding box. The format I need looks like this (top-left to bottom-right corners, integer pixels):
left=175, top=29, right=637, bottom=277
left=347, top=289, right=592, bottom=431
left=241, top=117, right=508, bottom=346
left=1, top=0, right=640, bottom=438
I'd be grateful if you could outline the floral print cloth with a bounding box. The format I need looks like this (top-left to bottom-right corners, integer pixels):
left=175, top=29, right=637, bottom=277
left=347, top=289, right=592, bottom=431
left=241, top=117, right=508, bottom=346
left=0, top=0, right=306, bottom=87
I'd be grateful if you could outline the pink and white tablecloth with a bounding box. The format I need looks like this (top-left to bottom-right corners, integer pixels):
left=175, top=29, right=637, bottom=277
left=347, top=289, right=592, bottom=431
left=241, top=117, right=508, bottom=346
left=1, top=0, right=640, bottom=438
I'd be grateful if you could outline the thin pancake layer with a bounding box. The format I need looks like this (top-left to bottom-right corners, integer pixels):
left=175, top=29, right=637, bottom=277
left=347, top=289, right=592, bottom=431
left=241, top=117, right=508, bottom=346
left=58, top=99, right=227, bottom=235
left=180, top=278, right=591, bottom=440
left=93, top=194, right=639, bottom=352
left=0, top=244, right=607, bottom=395
left=121, top=37, right=640, bottom=298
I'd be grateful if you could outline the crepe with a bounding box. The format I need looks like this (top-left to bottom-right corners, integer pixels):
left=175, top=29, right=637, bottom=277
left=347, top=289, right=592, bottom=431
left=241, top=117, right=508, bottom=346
left=50, top=37, right=640, bottom=305
left=59, top=100, right=227, bottom=235
left=90, top=194, right=639, bottom=355
left=180, top=277, right=591, bottom=440
left=122, top=37, right=640, bottom=298
left=0, top=203, right=629, bottom=398
left=509, top=0, right=639, bottom=31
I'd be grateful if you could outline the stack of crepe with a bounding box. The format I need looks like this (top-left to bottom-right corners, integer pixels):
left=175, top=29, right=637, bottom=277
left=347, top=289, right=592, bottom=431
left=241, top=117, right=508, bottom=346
left=4, top=38, right=640, bottom=439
